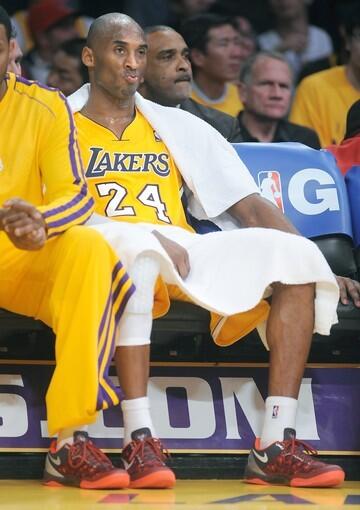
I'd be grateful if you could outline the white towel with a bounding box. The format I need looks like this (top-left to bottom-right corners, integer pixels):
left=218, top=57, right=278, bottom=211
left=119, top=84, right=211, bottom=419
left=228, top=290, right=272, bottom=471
left=89, top=216, right=339, bottom=336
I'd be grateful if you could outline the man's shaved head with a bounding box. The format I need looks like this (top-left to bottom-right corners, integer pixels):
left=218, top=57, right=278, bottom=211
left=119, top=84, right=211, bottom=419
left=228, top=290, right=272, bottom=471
left=82, top=12, right=147, bottom=103
left=87, top=12, right=144, bottom=49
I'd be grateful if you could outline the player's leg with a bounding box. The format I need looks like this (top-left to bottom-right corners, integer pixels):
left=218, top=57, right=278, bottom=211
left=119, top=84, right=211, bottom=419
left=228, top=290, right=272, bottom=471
left=0, top=227, right=134, bottom=489
left=114, top=255, right=175, bottom=489
left=244, top=282, right=345, bottom=487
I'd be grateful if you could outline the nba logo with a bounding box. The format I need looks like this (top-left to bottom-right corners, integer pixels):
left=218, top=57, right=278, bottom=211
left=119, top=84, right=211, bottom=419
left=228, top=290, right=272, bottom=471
left=258, top=171, right=284, bottom=212
left=272, top=405, right=280, bottom=419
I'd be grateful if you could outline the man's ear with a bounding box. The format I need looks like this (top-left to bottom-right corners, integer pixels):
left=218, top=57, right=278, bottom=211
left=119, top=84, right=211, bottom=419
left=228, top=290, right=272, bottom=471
left=82, top=46, right=94, bottom=69
left=190, top=48, right=206, bottom=69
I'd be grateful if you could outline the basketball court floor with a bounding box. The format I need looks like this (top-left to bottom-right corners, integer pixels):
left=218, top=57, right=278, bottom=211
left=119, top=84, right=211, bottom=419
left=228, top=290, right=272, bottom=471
left=1, top=480, right=360, bottom=509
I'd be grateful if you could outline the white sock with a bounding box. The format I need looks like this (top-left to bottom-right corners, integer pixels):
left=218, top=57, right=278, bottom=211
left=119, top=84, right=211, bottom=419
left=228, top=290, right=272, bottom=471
left=57, top=425, right=88, bottom=450
left=121, top=396, right=154, bottom=446
left=260, top=396, right=297, bottom=449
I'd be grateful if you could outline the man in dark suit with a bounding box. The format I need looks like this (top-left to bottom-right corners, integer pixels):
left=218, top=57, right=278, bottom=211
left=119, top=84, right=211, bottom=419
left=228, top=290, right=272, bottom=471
left=237, top=50, right=321, bottom=148
left=139, top=25, right=243, bottom=142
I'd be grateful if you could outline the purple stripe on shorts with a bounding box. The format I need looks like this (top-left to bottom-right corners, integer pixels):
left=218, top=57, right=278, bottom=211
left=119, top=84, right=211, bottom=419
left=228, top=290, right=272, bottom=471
left=112, top=272, right=131, bottom=305
left=97, top=268, right=128, bottom=372
left=96, top=262, right=129, bottom=410
left=112, top=260, right=124, bottom=280
left=96, top=278, right=136, bottom=410
left=115, top=283, right=136, bottom=324
left=98, top=282, right=135, bottom=410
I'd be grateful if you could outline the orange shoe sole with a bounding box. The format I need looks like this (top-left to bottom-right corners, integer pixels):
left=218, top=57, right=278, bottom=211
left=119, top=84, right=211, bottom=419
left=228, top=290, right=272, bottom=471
left=43, top=470, right=130, bottom=490
left=245, top=469, right=345, bottom=488
left=129, top=469, right=176, bottom=489
left=291, top=469, right=345, bottom=488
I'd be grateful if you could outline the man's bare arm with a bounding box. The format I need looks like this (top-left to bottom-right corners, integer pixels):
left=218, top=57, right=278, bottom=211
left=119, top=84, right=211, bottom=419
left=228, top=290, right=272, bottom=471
left=228, top=193, right=360, bottom=306
left=228, top=193, right=299, bottom=233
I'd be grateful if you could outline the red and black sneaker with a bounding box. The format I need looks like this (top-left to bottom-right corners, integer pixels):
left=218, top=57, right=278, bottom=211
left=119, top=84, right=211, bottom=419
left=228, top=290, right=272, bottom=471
left=121, top=428, right=176, bottom=489
left=244, top=428, right=345, bottom=488
left=43, top=431, right=130, bottom=489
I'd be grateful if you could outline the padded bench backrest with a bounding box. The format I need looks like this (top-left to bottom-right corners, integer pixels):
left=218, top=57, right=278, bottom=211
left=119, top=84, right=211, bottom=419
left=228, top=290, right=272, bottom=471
left=345, top=166, right=360, bottom=274
left=232, top=142, right=357, bottom=278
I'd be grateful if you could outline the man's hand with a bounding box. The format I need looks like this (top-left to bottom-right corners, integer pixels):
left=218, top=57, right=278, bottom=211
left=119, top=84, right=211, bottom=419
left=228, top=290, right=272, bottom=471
left=2, top=198, right=47, bottom=250
left=152, top=230, right=190, bottom=279
left=0, top=208, right=6, bottom=231
left=335, top=275, right=360, bottom=307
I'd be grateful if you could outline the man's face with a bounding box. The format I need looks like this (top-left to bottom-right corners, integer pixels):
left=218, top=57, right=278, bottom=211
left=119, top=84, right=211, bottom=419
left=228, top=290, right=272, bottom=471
left=240, top=57, right=292, bottom=121
left=84, top=23, right=147, bottom=101
left=269, top=0, right=305, bottom=20
left=193, top=24, right=244, bottom=82
left=47, top=50, right=83, bottom=96
left=0, top=26, right=10, bottom=94
left=143, top=30, right=192, bottom=106
left=7, top=38, right=22, bottom=75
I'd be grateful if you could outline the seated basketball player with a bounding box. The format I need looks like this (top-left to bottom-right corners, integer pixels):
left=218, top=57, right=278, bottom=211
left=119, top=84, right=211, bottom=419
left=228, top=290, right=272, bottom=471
left=0, top=5, right=140, bottom=490
left=66, top=13, right=355, bottom=490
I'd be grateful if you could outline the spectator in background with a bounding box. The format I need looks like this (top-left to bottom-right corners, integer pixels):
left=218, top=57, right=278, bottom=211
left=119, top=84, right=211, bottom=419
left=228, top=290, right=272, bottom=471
left=180, top=14, right=244, bottom=116
left=11, top=0, right=93, bottom=56
left=258, top=0, right=333, bottom=81
left=47, top=37, right=87, bottom=96
left=235, top=16, right=258, bottom=61
left=8, top=35, right=22, bottom=74
left=139, top=25, right=242, bottom=141
left=290, top=5, right=360, bottom=147
left=21, top=0, right=87, bottom=83
left=237, top=51, right=320, bottom=147
left=327, top=99, right=360, bottom=175
left=122, top=0, right=216, bottom=31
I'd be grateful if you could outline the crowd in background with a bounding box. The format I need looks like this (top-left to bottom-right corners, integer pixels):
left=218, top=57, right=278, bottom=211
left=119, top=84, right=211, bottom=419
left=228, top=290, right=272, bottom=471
left=4, top=0, right=360, bottom=158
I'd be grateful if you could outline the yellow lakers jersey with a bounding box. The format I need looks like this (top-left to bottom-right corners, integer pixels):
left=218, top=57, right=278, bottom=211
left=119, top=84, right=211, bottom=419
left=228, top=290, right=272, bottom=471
left=191, top=82, right=243, bottom=117
left=75, top=109, right=192, bottom=231
left=0, top=73, right=93, bottom=238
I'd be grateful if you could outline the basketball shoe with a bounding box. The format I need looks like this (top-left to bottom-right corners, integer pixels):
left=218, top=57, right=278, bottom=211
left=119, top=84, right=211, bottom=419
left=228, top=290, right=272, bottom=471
left=43, top=431, right=130, bottom=489
left=244, top=428, right=345, bottom=487
left=121, top=428, right=176, bottom=488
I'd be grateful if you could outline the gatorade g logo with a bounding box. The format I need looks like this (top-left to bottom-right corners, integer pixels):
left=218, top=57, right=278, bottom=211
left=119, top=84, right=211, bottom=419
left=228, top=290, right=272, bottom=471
left=258, top=168, right=340, bottom=215
left=288, top=168, right=340, bottom=215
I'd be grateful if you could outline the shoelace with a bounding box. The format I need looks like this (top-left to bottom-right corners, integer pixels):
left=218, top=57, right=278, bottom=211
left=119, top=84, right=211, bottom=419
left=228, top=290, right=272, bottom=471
left=283, top=437, right=318, bottom=458
left=275, top=437, right=318, bottom=474
left=127, top=438, right=169, bottom=467
left=68, top=439, right=113, bottom=471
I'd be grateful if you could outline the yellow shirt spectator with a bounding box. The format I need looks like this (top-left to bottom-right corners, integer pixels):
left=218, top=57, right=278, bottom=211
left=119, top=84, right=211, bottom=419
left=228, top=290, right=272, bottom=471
left=290, top=66, right=360, bottom=147
left=191, top=82, right=243, bottom=117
